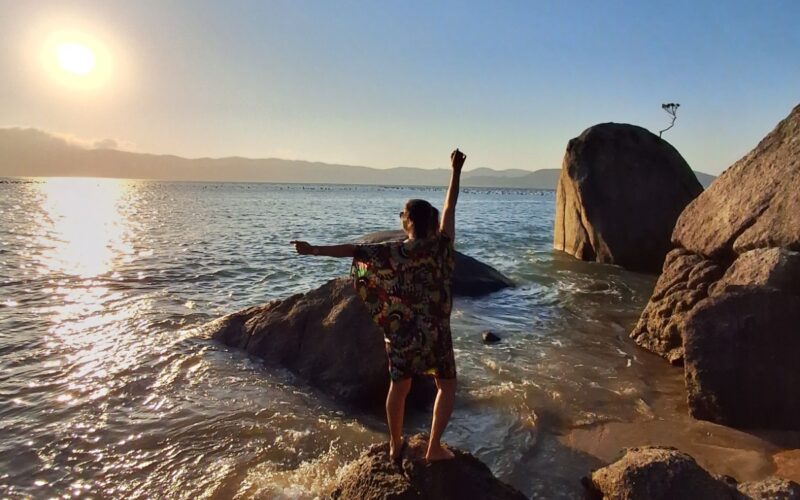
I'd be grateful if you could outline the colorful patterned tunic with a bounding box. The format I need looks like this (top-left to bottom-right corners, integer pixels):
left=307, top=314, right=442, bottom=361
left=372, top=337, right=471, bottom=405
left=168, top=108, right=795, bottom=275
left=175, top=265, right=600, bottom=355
left=351, top=234, right=457, bottom=381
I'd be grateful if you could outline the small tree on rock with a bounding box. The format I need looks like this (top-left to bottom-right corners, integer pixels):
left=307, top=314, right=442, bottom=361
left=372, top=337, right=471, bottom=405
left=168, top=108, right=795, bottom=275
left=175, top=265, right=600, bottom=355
left=659, top=103, right=680, bottom=138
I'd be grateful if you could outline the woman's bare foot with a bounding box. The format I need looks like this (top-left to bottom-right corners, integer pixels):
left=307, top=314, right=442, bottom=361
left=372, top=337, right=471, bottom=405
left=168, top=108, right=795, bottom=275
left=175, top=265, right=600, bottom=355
left=424, top=443, right=455, bottom=462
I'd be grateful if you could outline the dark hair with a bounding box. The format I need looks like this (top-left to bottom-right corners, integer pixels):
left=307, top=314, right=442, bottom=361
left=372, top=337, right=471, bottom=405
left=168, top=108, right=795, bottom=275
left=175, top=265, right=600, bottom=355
left=405, top=199, right=440, bottom=238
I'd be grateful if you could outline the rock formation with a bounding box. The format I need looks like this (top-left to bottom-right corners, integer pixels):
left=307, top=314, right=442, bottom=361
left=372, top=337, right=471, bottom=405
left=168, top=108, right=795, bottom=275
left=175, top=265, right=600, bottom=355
left=202, top=235, right=514, bottom=408
left=631, top=104, right=800, bottom=428
left=202, top=278, right=434, bottom=408
left=553, top=123, right=703, bottom=273
left=585, top=447, right=800, bottom=500
left=328, top=434, right=527, bottom=500
left=357, top=230, right=514, bottom=297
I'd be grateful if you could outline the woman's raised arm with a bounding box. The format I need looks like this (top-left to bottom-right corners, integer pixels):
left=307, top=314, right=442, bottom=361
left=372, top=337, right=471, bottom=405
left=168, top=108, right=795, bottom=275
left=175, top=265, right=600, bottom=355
left=290, top=240, right=356, bottom=258
left=440, top=149, right=466, bottom=239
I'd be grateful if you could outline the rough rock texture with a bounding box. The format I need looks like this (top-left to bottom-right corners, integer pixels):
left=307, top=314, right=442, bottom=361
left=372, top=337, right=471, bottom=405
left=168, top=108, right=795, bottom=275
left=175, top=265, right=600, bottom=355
left=586, top=447, right=735, bottom=499
left=737, top=478, right=800, bottom=499
left=357, top=230, right=514, bottom=297
left=672, top=110, right=800, bottom=258
left=553, top=123, right=703, bottom=272
left=586, top=446, right=800, bottom=500
left=328, top=434, right=527, bottom=500
left=630, top=248, right=725, bottom=364
left=630, top=104, right=800, bottom=429
left=203, top=278, right=434, bottom=408
left=682, top=289, right=800, bottom=429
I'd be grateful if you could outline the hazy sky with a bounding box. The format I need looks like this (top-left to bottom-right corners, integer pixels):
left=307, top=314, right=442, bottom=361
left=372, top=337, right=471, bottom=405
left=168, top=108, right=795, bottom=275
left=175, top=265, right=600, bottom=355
left=1, top=0, right=798, bottom=174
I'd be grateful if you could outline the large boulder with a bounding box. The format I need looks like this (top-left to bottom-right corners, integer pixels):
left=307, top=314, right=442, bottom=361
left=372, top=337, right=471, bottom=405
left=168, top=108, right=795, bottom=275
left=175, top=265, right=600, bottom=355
left=682, top=289, right=800, bottom=429
left=202, top=278, right=433, bottom=409
left=202, top=233, right=513, bottom=407
left=329, top=433, right=527, bottom=500
left=553, top=123, right=703, bottom=273
left=630, top=104, right=800, bottom=429
left=585, top=446, right=800, bottom=500
left=357, top=230, right=514, bottom=297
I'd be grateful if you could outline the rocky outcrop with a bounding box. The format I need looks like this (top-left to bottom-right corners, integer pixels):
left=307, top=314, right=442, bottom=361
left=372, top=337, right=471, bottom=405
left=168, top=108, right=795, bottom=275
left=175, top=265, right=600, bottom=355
left=630, top=104, right=800, bottom=429
left=202, top=278, right=434, bottom=408
left=585, top=446, right=800, bottom=500
left=329, top=434, right=527, bottom=500
left=553, top=123, right=703, bottom=273
left=357, top=230, right=514, bottom=297
left=202, top=232, right=514, bottom=407
left=629, top=248, right=726, bottom=364
left=682, top=288, right=800, bottom=429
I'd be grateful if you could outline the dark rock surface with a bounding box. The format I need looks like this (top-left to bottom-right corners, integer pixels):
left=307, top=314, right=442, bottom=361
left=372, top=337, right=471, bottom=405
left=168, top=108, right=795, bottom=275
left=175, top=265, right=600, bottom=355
left=202, top=278, right=434, bottom=408
left=481, top=330, right=501, bottom=344
left=328, top=433, right=527, bottom=500
left=357, top=230, right=514, bottom=297
left=586, top=446, right=800, bottom=500
left=630, top=104, right=800, bottom=429
left=682, top=289, right=800, bottom=429
left=737, top=478, right=800, bottom=499
left=553, top=123, right=703, bottom=273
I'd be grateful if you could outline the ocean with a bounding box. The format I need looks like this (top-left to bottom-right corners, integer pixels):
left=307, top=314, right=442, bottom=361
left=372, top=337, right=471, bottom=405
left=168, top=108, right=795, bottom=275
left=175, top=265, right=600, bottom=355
left=0, top=178, right=788, bottom=498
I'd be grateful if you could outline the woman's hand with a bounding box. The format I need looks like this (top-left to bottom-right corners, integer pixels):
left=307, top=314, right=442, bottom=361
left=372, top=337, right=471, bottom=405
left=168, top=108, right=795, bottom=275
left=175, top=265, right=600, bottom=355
left=290, top=240, right=315, bottom=255
left=442, top=149, right=464, bottom=239
left=450, top=149, right=467, bottom=171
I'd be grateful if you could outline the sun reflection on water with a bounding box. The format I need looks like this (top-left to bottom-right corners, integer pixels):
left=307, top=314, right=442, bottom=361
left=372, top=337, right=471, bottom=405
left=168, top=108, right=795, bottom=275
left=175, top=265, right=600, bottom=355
left=36, top=177, right=132, bottom=278
left=32, top=178, right=143, bottom=407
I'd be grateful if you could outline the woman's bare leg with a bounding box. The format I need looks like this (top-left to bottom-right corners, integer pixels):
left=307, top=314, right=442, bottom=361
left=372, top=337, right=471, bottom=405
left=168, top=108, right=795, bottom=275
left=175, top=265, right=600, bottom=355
left=425, top=377, right=456, bottom=461
left=386, top=377, right=412, bottom=458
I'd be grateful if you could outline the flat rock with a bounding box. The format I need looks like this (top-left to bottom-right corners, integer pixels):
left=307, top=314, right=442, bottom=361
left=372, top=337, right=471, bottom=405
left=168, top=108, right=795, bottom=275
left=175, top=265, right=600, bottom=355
left=357, top=230, right=514, bottom=297
left=554, top=122, right=703, bottom=272
left=328, top=433, right=527, bottom=500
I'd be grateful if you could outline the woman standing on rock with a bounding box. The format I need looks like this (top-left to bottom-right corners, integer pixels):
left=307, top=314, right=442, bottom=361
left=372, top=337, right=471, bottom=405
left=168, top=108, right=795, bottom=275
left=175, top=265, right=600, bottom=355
left=291, top=149, right=466, bottom=463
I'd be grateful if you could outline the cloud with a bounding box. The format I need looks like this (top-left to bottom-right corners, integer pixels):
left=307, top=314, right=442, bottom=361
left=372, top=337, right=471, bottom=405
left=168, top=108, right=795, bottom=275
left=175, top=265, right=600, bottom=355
left=47, top=130, right=135, bottom=151
left=92, top=138, right=119, bottom=149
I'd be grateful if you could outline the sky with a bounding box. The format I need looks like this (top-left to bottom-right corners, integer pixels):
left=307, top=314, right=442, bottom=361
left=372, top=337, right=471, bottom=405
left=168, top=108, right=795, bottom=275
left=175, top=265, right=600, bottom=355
left=0, top=0, right=798, bottom=175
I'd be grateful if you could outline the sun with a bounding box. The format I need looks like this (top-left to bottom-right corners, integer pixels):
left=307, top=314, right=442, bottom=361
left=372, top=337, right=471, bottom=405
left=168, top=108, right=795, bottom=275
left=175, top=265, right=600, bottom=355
left=41, top=30, right=113, bottom=90
left=56, top=42, right=96, bottom=75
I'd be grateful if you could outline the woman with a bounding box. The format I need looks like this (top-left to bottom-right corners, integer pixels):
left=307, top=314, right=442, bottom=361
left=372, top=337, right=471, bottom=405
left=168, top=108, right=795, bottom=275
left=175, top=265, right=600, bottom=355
left=291, top=149, right=466, bottom=463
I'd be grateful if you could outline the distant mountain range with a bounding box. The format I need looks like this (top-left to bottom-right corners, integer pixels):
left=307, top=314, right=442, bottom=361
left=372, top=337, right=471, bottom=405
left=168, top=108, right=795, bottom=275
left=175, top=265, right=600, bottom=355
left=0, top=128, right=716, bottom=189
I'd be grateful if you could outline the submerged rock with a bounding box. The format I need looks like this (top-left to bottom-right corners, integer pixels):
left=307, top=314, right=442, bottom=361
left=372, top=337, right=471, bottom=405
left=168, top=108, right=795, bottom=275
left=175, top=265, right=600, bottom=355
left=586, top=446, right=800, bottom=500
left=203, top=278, right=434, bottom=408
left=328, top=433, right=527, bottom=500
left=204, top=230, right=514, bottom=408
left=631, top=104, right=800, bottom=429
left=553, top=123, right=703, bottom=273
left=481, top=331, right=502, bottom=344
left=357, top=230, right=514, bottom=297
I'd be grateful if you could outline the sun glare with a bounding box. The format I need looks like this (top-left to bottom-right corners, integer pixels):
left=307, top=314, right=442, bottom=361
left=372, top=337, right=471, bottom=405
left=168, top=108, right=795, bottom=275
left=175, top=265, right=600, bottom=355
left=56, top=42, right=96, bottom=75
left=42, top=30, right=113, bottom=90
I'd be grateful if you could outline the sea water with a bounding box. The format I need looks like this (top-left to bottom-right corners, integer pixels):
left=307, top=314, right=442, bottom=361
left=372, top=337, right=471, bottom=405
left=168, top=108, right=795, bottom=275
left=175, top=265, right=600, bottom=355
left=1, top=178, right=796, bottom=499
